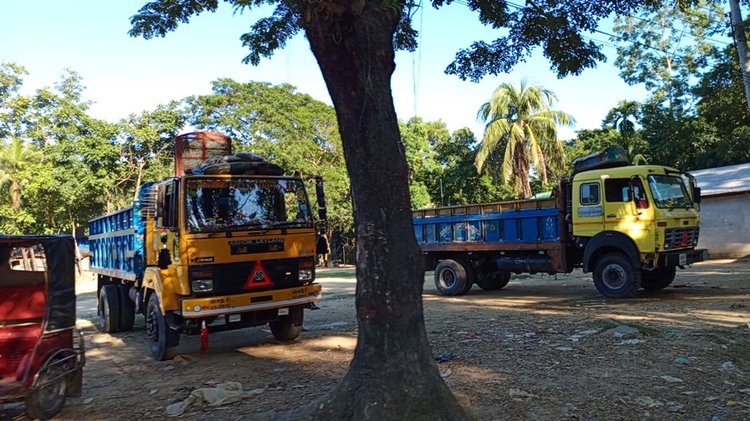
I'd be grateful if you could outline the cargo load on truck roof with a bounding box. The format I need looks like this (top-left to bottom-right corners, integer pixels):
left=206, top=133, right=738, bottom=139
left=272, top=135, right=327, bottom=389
left=571, top=146, right=629, bottom=174
left=185, top=152, right=286, bottom=176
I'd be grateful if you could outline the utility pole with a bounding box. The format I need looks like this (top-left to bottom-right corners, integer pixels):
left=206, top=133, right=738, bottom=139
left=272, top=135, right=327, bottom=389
left=729, top=0, right=750, bottom=115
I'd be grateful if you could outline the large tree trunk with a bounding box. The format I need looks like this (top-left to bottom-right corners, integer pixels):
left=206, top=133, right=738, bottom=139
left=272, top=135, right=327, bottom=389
left=291, top=1, right=468, bottom=419
left=515, top=142, right=532, bottom=199
left=729, top=0, right=750, bottom=116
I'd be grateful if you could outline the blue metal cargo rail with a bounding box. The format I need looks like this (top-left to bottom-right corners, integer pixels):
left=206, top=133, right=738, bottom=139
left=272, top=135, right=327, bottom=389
left=88, top=183, right=155, bottom=281
left=88, top=205, right=142, bottom=281
left=412, top=198, right=561, bottom=247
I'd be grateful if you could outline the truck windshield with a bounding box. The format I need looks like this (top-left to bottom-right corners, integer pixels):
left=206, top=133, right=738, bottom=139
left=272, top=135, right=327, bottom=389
left=647, top=175, right=693, bottom=209
left=185, top=178, right=312, bottom=233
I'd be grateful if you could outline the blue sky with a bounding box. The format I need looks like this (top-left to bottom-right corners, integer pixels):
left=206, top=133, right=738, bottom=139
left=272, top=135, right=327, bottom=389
left=1, top=1, right=651, bottom=140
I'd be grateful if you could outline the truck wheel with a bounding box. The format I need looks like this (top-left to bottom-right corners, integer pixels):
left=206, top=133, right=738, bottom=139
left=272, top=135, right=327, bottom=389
left=476, top=271, right=511, bottom=290
left=98, top=284, right=120, bottom=333
left=641, top=266, right=677, bottom=291
left=118, top=283, right=136, bottom=331
left=146, top=293, right=180, bottom=361
left=269, top=305, right=303, bottom=341
left=593, top=252, right=641, bottom=298
left=434, top=260, right=470, bottom=296
left=25, top=356, right=69, bottom=420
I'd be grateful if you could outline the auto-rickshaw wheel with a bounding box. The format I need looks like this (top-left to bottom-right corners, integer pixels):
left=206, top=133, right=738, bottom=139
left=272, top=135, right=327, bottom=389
left=146, top=293, right=180, bottom=361
left=25, top=357, right=69, bottom=420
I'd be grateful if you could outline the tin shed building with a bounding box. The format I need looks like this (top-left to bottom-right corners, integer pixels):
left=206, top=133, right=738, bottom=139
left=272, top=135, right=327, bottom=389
left=690, top=162, right=750, bottom=259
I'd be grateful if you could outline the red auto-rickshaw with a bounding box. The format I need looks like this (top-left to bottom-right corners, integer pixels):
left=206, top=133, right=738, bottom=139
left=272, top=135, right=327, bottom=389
left=0, top=235, right=85, bottom=420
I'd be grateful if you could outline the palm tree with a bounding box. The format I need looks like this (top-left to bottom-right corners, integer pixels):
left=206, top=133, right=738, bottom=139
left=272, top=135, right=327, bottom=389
left=476, top=81, right=574, bottom=198
left=604, top=100, right=640, bottom=137
left=0, top=138, right=41, bottom=211
left=603, top=100, right=649, bottom=164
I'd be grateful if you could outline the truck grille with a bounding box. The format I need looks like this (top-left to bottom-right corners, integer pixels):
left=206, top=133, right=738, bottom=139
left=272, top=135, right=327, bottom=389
left=664, top=227, right=699, bottom=250
left=189, top=258, right=306, bottom=296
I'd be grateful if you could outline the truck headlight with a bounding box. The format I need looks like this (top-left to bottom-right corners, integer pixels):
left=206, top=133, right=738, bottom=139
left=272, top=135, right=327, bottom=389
left=192, top=279, right=214, bottom=292
left=298, top=269, right=313, bottom=281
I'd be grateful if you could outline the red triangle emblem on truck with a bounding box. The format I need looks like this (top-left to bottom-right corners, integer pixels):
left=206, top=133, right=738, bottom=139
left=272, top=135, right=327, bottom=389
left=244, top=260, right=274, bottom=289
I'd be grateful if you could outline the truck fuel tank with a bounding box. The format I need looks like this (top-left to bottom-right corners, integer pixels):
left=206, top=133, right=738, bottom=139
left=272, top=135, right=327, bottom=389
left=497, top=255, right=554, bottom=274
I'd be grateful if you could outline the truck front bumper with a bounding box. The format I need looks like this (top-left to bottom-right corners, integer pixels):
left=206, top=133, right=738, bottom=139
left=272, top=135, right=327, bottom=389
left=180, top=284, right=322, bottom=318
left=658, top=249, right=708, bottom=267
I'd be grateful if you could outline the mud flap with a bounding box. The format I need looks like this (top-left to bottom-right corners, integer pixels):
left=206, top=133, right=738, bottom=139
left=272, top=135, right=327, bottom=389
left=67, top=367, right=83, bottom=397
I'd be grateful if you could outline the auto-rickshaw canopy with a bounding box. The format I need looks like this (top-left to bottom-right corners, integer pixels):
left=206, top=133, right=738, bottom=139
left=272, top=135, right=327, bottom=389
left=0, top=235, right=76, bottom=331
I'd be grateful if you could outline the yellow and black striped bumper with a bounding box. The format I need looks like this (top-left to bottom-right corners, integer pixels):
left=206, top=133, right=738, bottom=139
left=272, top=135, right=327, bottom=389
left=180, top=284, right=321, bottom=318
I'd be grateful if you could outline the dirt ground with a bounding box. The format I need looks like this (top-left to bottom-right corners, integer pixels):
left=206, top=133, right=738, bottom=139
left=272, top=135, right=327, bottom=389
left=3, top=258, right=749, bottom=420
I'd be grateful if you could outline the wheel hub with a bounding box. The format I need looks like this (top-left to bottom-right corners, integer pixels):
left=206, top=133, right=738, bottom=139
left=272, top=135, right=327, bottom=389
left=602, top=264, right=627, bottom=290
left=440, top=269, right=456, bottom=288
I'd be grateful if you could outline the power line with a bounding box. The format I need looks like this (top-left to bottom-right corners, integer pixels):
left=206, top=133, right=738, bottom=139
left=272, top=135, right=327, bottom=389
left=454, top=0, right=732, bottom=52
left=451, top=0, right=746, bottom=81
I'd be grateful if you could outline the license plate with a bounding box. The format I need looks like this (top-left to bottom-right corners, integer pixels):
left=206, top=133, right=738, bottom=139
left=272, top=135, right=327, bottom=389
left=229, top=314, right=241, bottom=323
left=278, top=307, right=289, bottom=316
left=679, top=253, right=687, bottom=265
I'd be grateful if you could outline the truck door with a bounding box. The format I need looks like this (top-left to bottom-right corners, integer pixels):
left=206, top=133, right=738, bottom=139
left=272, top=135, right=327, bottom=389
left=603, top=177, right=649, bottom=232
left=572, top=180, right=604, bottom=237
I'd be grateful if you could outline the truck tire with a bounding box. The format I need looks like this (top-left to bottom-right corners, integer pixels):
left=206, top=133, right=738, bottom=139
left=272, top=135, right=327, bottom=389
left=146, top=293, right=180, bottom=361
left=434, top=260, right=471, bottom=296
left=476, top=271, right=511, bottom=290
left=641, top=266, right=676, bottom=291
left=593, top=252, right=641, bottom=298
left=269, top=305, right=303, bottom=341
left=118, top=283, right=136, bottom=331
left=98, top=284, right=120, bottom=333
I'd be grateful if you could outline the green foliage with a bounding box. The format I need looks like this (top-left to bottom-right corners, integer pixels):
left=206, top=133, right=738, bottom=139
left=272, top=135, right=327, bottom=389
left=184, top=79, right=353, bottom=236
left=442, top=1, right=663, bottom=81
left=398, top=117, right=445, bottom=208
left=695, top=45, right=750, bottom=141
left=431, top=127, right=514, bottom=205
left=613, top=1, right=723, bottom=103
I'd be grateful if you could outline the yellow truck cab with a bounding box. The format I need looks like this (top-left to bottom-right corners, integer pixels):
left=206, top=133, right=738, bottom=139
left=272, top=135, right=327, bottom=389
left=571, top=160, right=706, bottom=297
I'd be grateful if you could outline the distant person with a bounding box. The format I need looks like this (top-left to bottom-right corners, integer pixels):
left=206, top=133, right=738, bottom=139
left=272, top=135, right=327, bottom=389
left=316, top=232, right=330, bottom=268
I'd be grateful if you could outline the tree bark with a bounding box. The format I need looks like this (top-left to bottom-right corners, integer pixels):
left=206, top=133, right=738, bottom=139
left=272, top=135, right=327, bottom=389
left=289, top=1, right=468, bottom=419
left=11, top=180, right=21, bottom=211
left=729, top=0, right=750, bottom=116
left=515, top=142, right=531, bottom=199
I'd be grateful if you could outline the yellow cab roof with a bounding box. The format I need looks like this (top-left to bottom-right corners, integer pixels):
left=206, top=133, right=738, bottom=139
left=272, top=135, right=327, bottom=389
left=573, top=165, right=682, bottom=182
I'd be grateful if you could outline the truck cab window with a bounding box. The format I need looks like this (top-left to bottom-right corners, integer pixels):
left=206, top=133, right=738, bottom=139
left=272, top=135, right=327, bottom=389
left=158, top=182, right=176, bottom=228
left=580, top=183, right=600, bottom=205
left=605, top=178, right=649, bottom=208
left=185, top=177, right=312, bottom=233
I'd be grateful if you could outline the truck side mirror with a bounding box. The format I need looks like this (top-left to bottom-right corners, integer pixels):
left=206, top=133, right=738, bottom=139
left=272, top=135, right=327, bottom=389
left=158, top=248, right=172, bottom=269
left=693, top=187, right=702, bottom=204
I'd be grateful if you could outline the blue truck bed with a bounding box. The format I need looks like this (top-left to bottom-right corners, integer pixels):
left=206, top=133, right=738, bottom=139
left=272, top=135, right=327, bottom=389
left=412, top=197, right=562, bottom=250
left=88, top=205, right=143, bottom=281
left=88, top=183, right=155, bottom=281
